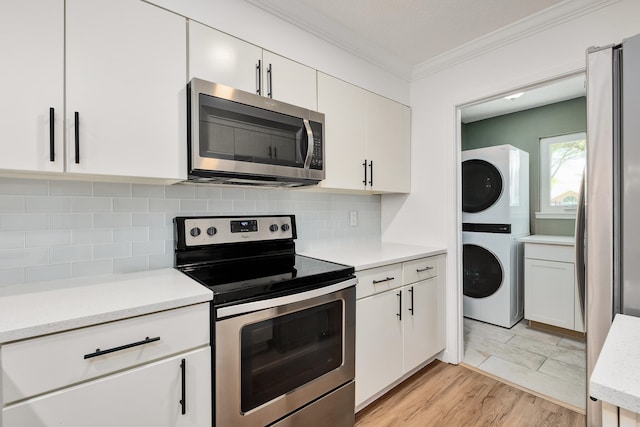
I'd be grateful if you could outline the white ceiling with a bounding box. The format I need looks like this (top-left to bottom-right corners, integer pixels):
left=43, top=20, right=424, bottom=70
left=246, top=0, right=595, bottom=119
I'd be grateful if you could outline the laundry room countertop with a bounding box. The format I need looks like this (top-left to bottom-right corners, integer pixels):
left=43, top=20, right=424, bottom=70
left=300, top=242, right=446, bottom=271
left=590, top=314, right=640, bottom=413
left=517, top=235, right=575, bottom=246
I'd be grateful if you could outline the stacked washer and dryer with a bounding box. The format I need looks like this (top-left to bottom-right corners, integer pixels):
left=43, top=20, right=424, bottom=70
left=462, top=144, right=529, bottom=328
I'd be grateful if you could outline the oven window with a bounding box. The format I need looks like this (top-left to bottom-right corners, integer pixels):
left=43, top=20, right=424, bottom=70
left=240, top=300, right=343, bottom=412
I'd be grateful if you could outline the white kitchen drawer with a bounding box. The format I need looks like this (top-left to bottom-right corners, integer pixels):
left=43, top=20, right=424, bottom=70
left=525, top=243, right=575, bottom=263
left=356, top=264, right=403, bottom=299
left=403, top=257, right=438, bottom=285
left=2, top=303, right=210, bottom=404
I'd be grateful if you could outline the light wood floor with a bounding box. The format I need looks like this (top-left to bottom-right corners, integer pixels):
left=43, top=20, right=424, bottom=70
left=355, top=361, right=585, bottom=427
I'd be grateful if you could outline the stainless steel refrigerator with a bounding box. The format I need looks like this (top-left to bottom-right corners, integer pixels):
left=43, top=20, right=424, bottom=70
left=584, top=32, right=640, bottom=426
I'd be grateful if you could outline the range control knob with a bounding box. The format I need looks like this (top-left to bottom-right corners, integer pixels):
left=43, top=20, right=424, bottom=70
left=189, top=227, right=201, bottom=237
left=207, top=226, right=217, bottom=236
left=281, top=223, right=290, bottom=232
left=269, top=224, right=279, bottom=232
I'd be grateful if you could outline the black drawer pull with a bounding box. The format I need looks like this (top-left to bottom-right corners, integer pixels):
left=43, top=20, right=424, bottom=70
left=416, top=266, right=434, bottom=273
left=180, top=358, right=187, bottom=415
left=83, top=336, right=160, bottom=359
left=373, top=276, right=395, bottom=284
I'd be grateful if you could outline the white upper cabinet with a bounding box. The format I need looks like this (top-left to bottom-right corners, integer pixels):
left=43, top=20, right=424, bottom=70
left=65, top=0, right=186, bottom=181
left=262, top=50, right=317, bottom=110
left=317, top=72, right=411, bottom=193
left=0, top=0, right=64, bottom=173
left=317, top=73, right=367, bottom=191
left=188, top=20, right=262, bottom=95
left=188, top=22, right=317, bottom=110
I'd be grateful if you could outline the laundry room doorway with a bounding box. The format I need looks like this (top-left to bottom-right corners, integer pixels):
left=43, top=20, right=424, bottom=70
left=457, top=72, right=588, bottom=413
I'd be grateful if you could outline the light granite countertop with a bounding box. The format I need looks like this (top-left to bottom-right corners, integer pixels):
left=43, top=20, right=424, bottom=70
left=300, top=242, right=446, bottom=271
left=0, top=268, right=212, bottom=344
left=590, top=314, right=640, bottom=413
left=516, top=235, right=575, bottom=246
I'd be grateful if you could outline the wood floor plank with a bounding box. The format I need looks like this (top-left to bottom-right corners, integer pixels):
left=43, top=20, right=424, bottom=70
left=355, top=361, right=585, bottom=427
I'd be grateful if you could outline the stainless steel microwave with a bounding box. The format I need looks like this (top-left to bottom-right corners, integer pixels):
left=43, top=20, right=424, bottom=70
left=187, top=78, right=325, bottom=187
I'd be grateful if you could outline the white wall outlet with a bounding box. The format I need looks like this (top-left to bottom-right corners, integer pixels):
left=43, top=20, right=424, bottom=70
left=349, top=211, right=358, bottom=227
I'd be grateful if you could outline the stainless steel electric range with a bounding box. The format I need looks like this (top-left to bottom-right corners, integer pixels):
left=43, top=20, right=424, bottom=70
left=174, top=215, right=356, bottom=427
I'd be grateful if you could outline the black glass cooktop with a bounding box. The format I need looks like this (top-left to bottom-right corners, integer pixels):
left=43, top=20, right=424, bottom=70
left=178, top=254, right=355, bottom=307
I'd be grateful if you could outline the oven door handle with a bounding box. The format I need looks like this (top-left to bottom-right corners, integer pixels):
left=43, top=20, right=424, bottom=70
left=216, top=277, right=357, bottom=318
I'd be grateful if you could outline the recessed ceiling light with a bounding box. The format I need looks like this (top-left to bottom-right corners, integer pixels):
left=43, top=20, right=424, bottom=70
left=504, top=92, right=524, bottom=100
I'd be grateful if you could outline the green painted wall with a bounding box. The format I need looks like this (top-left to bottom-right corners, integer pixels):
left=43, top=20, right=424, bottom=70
left=462, top=97, right=586, bottom=236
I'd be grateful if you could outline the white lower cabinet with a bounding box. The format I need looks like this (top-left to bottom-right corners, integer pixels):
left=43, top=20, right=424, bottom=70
left=602, top=401, right=640, bottom=427
left=3, top=347, right=211, bottom=427
left=355, top=255, right=445, bottom=409
left=1, top=303, right=212, bottom=427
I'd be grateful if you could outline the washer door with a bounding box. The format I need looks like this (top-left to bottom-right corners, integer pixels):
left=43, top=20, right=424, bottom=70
left=463, top=244, right=503, bottom=298
left=462, top=159, right=503, bottom=213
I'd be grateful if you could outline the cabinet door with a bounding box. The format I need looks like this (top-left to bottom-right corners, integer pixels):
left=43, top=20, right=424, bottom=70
left=0, top=0, right=64, bottom=173
left=3, top=347, right=212, bottom=427
left=262, top=51, right=317, bottom=111
left=355, top=290, right=403, bottom=407
left=403, top=278, right=441, bottom=373
left=366, top=93, right=411, bottom=193
left=189, top=20, right=261, bottom=94
left=524, top=258, right=575, bottom=330
left=317, top=73, right=367, bottom=191
left=65, top=0, right=186, bottom=181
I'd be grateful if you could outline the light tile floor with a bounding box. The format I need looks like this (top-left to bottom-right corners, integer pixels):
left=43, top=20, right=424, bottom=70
left=462, top=317, right=587, bottom=411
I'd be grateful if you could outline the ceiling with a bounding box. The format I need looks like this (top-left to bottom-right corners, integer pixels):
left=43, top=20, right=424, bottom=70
left=246, top=0, right=595, bottom=119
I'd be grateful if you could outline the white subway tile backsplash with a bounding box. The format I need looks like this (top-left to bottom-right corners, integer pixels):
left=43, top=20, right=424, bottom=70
left=0, top=231, right=24, bottom=249
left=72, top=197, right=112, bottom=213
left=26, top=263, right=72, bottom=282
left=0, top=178, right=48, bottom=195
left=0, top=213, right=49, bottom=231
left=50, top=245, right=92, bottom=264
left=94, top=242, right=132, bottom=259
left=0, top=178, right=381, bottom=286
left=94, top=182, right=131, bottom=197
left=132, top=184, right=165, bottom=198
left=113, top=198, right=148, bottom=212
left=0, top=195, right=25, bottom=212
left=132, top=240, right=165, bottom=257
left=72, top=259, right=113, bottom=278
left=0, top=248, right=49, bottom=268
left=72, top=229, right=113, bottom=245
left=26, top=196, right=72, bottom=212
left=113, top=227, right=148, bottom=242
left=49, top=181, right=93, bottom=196
left=0, top=267, right=25, bottom=286
left=50, top=213, right=93, bottom=229
left=94, top=213, right=132, bottom=228
left=25, top=230, right=72, bottom=248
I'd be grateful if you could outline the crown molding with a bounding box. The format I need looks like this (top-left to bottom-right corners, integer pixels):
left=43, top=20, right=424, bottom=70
left=245, top=0, right=414, bottom=81
left=411, top=0, right=620, bottom=81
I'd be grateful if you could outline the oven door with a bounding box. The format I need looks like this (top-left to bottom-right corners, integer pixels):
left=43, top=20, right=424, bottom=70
left=215, top=279, right=356, bottom=427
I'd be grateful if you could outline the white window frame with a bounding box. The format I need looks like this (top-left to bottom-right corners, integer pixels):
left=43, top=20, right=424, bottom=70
left=536, top=132, right=586, bottom=220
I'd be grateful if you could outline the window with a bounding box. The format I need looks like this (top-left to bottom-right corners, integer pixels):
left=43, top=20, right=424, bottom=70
left=538, top=132, right=586, bottom=219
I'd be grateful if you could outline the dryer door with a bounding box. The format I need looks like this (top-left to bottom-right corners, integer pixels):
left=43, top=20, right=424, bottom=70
left=463, top=244, right=503, bottom=298
left=462, top=159, right=503, bottom=213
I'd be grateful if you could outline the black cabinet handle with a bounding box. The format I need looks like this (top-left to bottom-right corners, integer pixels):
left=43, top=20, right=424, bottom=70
left=180, top=358, right=186, bottom=415
left=396, top=290, right=402, bottom=320
left=256, top=60, right=262, bottom=95
left=49, top=108, right=55, bottom=162
left=369, top=160, right=374, bottom=186
left=267, top=63, right=273, bottom=98
left=74, top=112, right=80, bottom=164
left=372, top=276, right=395, bottom=284
left=362, top=159, right=367, bottom=186
left=408, top=286, right=414, bottom=315
left=83, top=336, right=160, bottom=359
left=416, top=266, right=434, bottom=273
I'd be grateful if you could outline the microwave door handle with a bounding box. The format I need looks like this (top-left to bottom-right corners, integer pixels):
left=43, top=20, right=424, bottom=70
left=303, top=119, right=313, bottom=169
